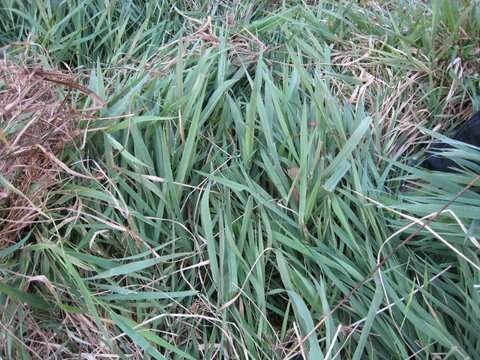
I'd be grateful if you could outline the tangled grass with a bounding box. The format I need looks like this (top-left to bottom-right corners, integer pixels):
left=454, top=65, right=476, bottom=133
left=0, top=49, right=105, bottom=249
left=0, top=1, right=480, bottom=359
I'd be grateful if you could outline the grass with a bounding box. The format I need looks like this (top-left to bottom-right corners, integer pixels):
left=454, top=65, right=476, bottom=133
left=1, top=0, right=480, bottom=358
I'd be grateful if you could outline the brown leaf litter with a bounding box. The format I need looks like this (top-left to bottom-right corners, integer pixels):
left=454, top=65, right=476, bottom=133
left=0, top=54, right=104, bottom=249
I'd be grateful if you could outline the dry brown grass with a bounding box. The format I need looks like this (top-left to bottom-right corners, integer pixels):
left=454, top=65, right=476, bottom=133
left=0, top=53, right=104, bottom=249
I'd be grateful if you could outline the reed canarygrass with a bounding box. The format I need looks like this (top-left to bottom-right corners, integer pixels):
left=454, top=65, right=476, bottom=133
left=1, top=0, right=479, bottom=358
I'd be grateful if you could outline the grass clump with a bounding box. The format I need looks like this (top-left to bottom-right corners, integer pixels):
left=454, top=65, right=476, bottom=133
left=1, top=1, right=480, bottom=359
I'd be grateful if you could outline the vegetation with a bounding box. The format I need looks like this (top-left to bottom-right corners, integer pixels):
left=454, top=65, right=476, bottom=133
left=1, top=0, right=480, bottom=358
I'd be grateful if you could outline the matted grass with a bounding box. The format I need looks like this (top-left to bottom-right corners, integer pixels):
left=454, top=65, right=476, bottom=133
left=1, top=1, right=480, bottom=359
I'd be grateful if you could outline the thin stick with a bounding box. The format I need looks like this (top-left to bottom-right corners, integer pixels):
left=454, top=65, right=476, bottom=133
left=33, top=68, right=106, bottom=109
left=349, top=265, right=451, bottom=329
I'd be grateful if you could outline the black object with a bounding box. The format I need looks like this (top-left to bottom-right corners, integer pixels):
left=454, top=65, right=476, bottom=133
left=421, top=111, right=480, bottom=172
